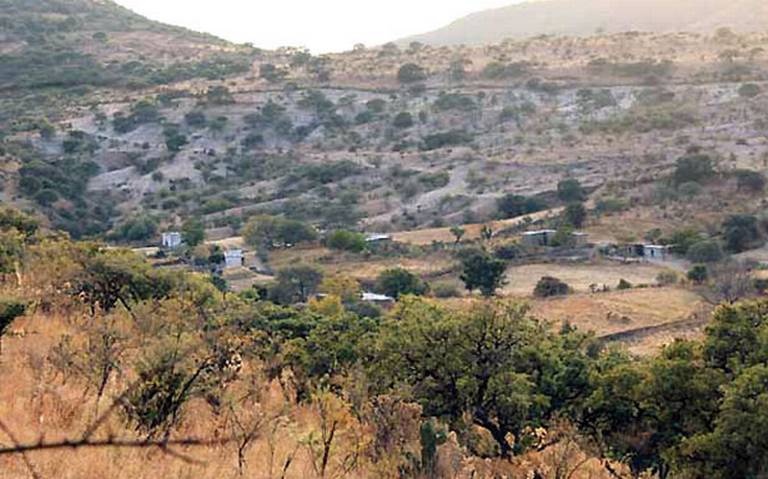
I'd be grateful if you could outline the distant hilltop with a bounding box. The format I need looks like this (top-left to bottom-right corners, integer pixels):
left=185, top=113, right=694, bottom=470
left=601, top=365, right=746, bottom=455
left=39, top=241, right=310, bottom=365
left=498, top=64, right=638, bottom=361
left=398, top=0, right=768, bottom=46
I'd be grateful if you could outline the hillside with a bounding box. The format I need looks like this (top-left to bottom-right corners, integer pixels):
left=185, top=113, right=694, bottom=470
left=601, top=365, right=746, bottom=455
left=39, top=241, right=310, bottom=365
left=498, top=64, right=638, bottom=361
left=399, top=0, right=768, bottom=46
left=0, top=0, right=255, bottom=102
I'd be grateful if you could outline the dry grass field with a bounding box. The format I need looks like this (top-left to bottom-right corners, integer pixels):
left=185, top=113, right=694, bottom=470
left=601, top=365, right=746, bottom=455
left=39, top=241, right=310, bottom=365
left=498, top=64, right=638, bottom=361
left=503, top=261, right=672, bottom=296
left=532, top=287, right=706, bottom=335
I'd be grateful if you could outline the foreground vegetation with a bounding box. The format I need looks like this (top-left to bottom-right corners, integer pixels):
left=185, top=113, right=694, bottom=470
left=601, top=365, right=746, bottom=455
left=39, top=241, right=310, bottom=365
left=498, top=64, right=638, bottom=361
left=1, top=208, right=767, bottom=478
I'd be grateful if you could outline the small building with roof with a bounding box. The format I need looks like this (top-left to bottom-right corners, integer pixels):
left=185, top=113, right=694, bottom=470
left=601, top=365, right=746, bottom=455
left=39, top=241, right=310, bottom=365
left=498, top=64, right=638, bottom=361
left=161, top=232, right=182, bottom=249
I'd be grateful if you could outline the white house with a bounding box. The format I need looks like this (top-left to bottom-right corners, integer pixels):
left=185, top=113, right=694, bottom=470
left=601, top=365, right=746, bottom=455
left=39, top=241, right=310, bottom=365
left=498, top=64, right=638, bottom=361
left=224, top=249, right=244, bottom=269
left=161, top=232, right=182, bottom=249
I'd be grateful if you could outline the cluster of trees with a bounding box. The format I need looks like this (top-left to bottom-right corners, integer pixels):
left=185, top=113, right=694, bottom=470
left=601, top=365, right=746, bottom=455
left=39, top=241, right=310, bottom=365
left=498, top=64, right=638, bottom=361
left=243, top=215, right=317, bottom=250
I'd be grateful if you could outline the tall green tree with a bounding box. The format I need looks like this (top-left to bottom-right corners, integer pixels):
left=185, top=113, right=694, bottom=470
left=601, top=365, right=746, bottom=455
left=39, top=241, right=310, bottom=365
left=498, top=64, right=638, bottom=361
left=458, top=248, right=507, bottom=297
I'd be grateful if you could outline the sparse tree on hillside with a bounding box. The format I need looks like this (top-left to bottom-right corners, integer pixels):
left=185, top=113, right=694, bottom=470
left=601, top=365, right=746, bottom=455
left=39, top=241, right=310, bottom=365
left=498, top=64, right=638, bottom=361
left=562, top=203, right=587, bottom=228
left=375, top=268, right=428, bottom=299
left=181, top=218, right=205, bottom=248
left=397, top=63, right=427, bottom=84
left=449, top=226, right=465, bottom=245
left=557, top=179, right=586, bottom=202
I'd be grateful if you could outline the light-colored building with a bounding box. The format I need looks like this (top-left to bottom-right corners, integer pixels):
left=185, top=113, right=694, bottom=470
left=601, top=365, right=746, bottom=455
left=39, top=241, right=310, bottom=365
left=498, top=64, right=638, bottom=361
left=361, top=292, right=395, bottom=303
left=643, top=245, right=672, bottom=262
left=572, top=232, right=590, bottom=247
left=520, top=230, right=557, bottom=247
left=224, top=249, right=244, bottom=269
left=161, top=232, right=182, bottom=249
left=365, top=233, right=392, bottom=243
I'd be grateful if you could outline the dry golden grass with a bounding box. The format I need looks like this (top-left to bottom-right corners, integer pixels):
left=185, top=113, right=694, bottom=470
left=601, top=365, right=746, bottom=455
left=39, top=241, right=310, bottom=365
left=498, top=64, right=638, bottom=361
left=532, top=287, right=709, bottom=355
left=503, top=261, right=671, bottom=296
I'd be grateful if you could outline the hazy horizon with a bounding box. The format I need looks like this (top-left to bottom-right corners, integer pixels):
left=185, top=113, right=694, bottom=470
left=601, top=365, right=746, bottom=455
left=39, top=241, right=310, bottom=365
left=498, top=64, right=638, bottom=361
left=113, top=0, right=522, bottom=53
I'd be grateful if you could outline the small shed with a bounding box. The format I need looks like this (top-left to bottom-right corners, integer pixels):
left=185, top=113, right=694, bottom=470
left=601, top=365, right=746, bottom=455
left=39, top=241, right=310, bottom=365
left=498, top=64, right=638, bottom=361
left=361, top=292, right=395, bottom=303
left=521, top=230, right=557, bottom=247
left=161, top=232, right=182, bottom=249
left=365, top=233, right=392, bottom=243
left=572, top=232, right=590, bottom=247
left=224, top=249, right=244, bottom=269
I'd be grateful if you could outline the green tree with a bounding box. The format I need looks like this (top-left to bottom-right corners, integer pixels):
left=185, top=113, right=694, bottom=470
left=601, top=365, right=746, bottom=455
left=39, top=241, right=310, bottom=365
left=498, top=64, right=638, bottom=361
left=686, top=240, right=724, bottom=263
left=326, top=230, right=366, bottom=253
left=375, top=299, right=591, bottom=458
left=676, top=364, right=768, bottom=478
left=562, top=203, right=587, bottom=228
left=449, top=226, right=465, bottom=245
left=687, top=265, right=709, bottom=285
left=703, top=299, right=768, bottom=374
left=557, top=179, right=586, bottom=202
left=0, top=299, right=26, bottom=355
left=582, top=342, right=725, bottom=478
left=672, top=154, right=716, bottom=186
left=375, top=268, right=428, bottom=299
left=722, top=214, right=760, bottom=253
left=182, top=218, right=205, bottom=247
left=392, top=111, right=414, bottom=129
left=497, top=194, right=547, bottom=219
left=458, top=248, right=507, bottom=297
left=269, top=265, right=323, bottom=304
left=533, top=276, right=570, bottom=297
left=734, top=169, right=766, bottom=192
left=397, top=63, right=427, bottom=84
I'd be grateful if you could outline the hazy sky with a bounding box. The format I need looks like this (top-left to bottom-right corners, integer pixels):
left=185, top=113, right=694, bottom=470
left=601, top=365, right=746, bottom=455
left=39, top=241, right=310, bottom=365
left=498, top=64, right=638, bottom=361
left=114, top=0, right=520, bottom=53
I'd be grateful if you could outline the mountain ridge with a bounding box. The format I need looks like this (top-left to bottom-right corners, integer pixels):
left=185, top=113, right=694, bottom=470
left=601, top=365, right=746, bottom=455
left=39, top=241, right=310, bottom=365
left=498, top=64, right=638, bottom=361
left=399, top=0, right=768, bottom=46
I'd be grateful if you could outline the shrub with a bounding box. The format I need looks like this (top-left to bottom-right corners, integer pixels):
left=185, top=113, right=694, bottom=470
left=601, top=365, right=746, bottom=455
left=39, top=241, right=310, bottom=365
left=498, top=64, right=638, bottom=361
left=734, top=169, right=766, bottom=192
left=34, top=189, right=59, bottom=206
left=494, top=244, right=521, bottom=260
left=481, top=61, right=529, bottom=80
left=617, top=279, right=633, bottom=290
left=433, top=93, right=476, bottom=112
left=687, top=240, right=724, bottom=263
left=0, top=299, right=26, bottom=354
left=723, top=215, right=760, bottom=253
left=397, top=63, right=427, bottom=84
left=557, top=179, right=586, bottom=202
left=393, top=111, right=414, bottom=129
left=562, top=203, right=587, bottom=228
left=665, top=229, right=703, bottom=255
left=656, top=271, right=679, bottom=286
left=687, top=265, right=709, bottom=284
left=431, top=282, right=461, bottom=298
left=420, top=130, right=472, bottom=151
left=672, top=154, right=716, bottom=186
left=376, top=268, right=428, bottom=299
left=497, top=194, right=547, bottom=219
left=326, top=230, right=366, bottom=253
left=534, top=276, right=569, bottom=297
left=738, top=83, right=761, bottom=98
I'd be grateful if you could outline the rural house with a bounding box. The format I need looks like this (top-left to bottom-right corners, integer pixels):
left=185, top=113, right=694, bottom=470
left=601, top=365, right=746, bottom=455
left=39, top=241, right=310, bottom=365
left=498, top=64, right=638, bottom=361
left=224, top=249, right=244, bottom=269
left=521, top=229, right=558, bottom=247
left=161, top=232, right=182, bottom=249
